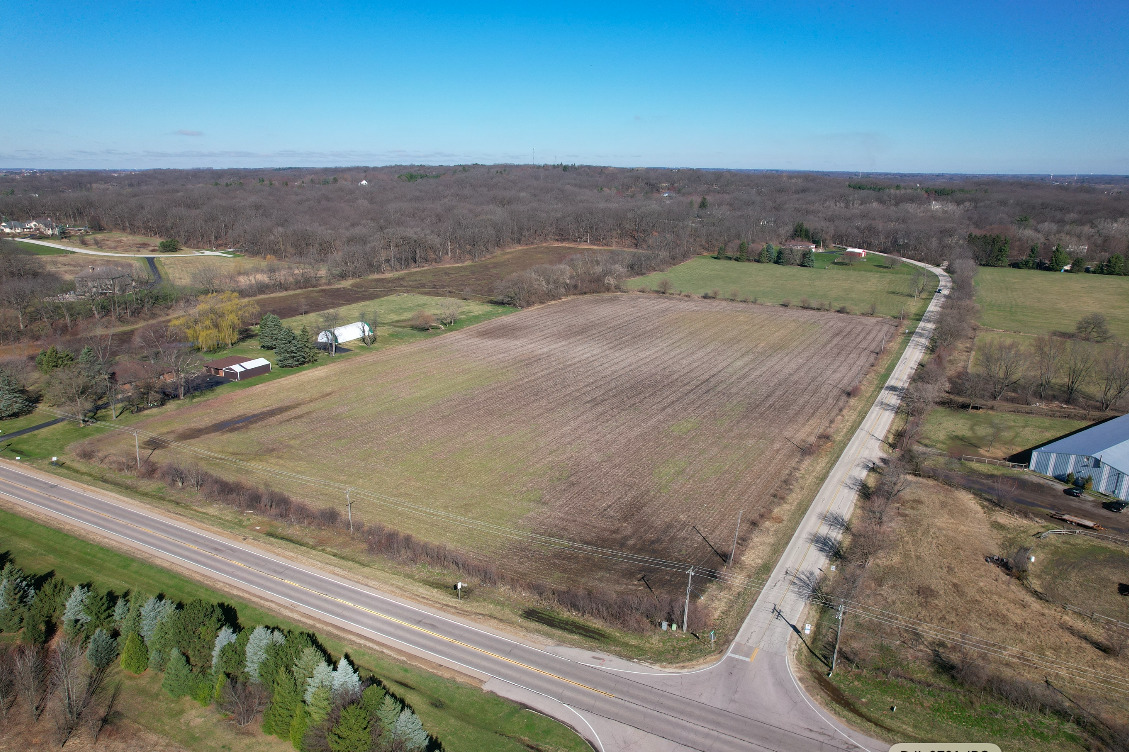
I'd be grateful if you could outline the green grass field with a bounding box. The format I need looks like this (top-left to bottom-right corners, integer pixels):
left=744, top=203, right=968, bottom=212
left=1028, top=534, right=1129, bottom=621
left=10, top=239, right=73, bottom=255
left=627, top=252, right=936, bottom=318
left=919, top=406, right=1086, bottom=459
left=0, top=505, right=589, bottom=752
left=179, top=293, right=516, bottom=397
left=282, top=292, right=501, bottom=332
left=974, top=267, right=1129, bottom=339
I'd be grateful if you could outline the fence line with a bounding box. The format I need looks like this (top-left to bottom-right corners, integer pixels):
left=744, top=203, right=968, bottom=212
left=960, top=455, right=1028, bottom=469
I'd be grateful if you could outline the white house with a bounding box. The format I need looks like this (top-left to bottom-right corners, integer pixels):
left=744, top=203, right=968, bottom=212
left=1, top=221, right=27, bottom=234
left=317, top=321, right=373, bottom=344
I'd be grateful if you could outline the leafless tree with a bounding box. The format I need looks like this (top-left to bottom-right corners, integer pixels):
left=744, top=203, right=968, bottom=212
left=46, top=364, right=100, bottom=422
left=979, top=339, right=1025, bottom=400
left=437, top=299, right=463, bottom=327
left=221, top=679, right=267, bottom=726
left=1096, top=346, right=1129, bottom=411
left=318, top=308, right=341, bottom=355
left=51, top=637, right=87, bottom=745
left=1030, top=334, right=1064, bottom=399
left=139, top=327, right=201, bottom=400
left=359, top=308, right=377, bottom=345
left=910, top=269, right=930, bottom=300
left=1075, top=313, right=1111, bottom=343
left=14, top=644, right=48, bottom=721
left=1063, top=340, right=1096, bottom=403
left=0, top=647, right=14, bottom=719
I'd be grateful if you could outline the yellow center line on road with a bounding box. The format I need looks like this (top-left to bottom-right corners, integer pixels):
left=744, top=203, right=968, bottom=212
left=0, top=475, right=615, bottom=698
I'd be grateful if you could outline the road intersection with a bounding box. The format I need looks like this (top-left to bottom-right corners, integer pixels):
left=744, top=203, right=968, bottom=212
left=0, top=257, right=949, bottom=751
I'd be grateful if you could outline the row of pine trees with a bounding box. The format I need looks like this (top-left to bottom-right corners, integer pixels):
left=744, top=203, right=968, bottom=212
left=0, top=557, right=431, bottom=751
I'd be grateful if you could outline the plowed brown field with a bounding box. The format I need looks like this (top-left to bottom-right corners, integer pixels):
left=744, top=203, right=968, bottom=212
left=84, top=294, right=893, bottom=592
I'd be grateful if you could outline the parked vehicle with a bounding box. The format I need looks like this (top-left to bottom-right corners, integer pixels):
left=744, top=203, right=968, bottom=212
left=1103, top=500, right=1127, bottom=513
left=1064, top=487, right=1084, bottom=497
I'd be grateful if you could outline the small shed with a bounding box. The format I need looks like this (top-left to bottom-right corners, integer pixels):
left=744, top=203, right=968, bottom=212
left=317, top=321, right=372, bottom=344
left=202, top=356, right=272, bottom=381
left=1030, top=413, right=1129, bottom=500
left=843, top=248, right=868, bottom=260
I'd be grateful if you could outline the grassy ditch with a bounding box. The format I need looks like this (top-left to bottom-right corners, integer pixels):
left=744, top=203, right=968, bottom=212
left=0, top=505, right=592, bottom=752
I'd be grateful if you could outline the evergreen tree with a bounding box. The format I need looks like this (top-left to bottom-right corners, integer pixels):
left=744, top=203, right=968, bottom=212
left=83, top=588, right=113, bottom=634
left=23, top=577, right=66, bottom=645
left=212, top=625, right=238, bottom=669
left=166, top=598, right=222, bottom=671
left=329, top=704, right=372, bottom=752
left=139, top=596, right=176, bottom=644
left=757, top=244, right=775, bottom=263
left=275, top=327, right=304, bottom=368
left=1104, top=253, right=1126, bottom=275
left=1050, top=244, right=1070, bottom=271
left=260, top=630, right=314, bottom=693
left=245, top=625, right=284, bottom=682
left=258, top=313, right=285, bottom=349
left=307, top=684, right=332, bottom=725
left=36, top=344, right=74, bottom=373
left=0, top=577, right=25, bottom=632
left=0, top=563, right=32, bottom=632
left=698, top=196, right=708, bottom=210
left=376, top=694, right=402, bottom=731
left=63, top=584, right=90, bottom=635
left=737, top=240, right=749, bottom=261
left=773, top=248, right=786, bottom=265
left=391, top=708, right=428, bottom=751
left=120, top=631, right=149, bottom=673
left=360, top=684, right=386, bottom=717
left=290, top=704, right=311, bottom=750
left=1069, top=256, right=1085, bottom=273
left=800, top=249, right=815, bottom=268
left=262, top=667, right=301, bottom=738
left=1022, top=245, right=1040, bottom=269
left=293, top=646, right=325, bottom=684
left=297, top=326, right=319, bottom=365
left=331, top=656, right=361, bottom=701
left=163, top=650, right=193, bottom=697
left=112, top=594, right=130, bottom=626
left=0, top=369, right=34, bottom=418
left=305, top=660, right=333, bottom=703
left=86, top=627, right=118, bottom=669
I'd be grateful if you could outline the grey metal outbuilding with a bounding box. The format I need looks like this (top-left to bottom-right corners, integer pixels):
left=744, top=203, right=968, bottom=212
left=1030, top=413, right=1129, bottom=500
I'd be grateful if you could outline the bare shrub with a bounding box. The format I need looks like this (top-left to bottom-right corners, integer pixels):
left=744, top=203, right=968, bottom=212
left=655, top=278, right=672, bottom=294
left=408, top=310, right=437, bottom=331
left=221, top=680, right=267, bottom=726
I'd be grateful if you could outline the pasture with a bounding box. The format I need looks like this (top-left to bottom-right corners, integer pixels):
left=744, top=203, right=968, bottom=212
left=626, top=253, right=936, bottom=318
left=919, top=406, right=1086, bottom=460
left=81, top=294, right=893, bottom=591
left=974, top=267, right=1129, bottom=339
left=806, top=477, right=1125, bottom=750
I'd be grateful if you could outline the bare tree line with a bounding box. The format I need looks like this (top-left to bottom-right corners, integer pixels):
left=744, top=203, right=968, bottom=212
left=3, top=168, right=1127, bottom=278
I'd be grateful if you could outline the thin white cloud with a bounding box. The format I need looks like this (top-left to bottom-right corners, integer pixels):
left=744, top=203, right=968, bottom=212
left=175, top=129, right=204, bottom=137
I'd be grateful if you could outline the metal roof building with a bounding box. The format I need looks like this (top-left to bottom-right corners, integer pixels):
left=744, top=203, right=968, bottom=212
left=1030, top=413, right=1129, bottom=499
left=317, top=321, right=372, bottom=344
left=202, top=356, right=272, bottom=381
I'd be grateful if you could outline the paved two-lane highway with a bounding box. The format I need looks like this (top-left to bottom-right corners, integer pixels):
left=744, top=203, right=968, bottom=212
left=0, top=258, right=947, bottom=750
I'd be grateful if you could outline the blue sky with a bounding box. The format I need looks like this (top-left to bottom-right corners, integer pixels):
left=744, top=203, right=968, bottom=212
left=3, top=1, right=1127, bottom=173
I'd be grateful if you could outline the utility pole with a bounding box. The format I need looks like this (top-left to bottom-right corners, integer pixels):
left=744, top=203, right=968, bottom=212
left=828, top=603, right=845, bottom=677
left=345, top=488, right=353, bottom=534
left=134, top=432, right=140, bottom=470
left=683, top=567, right=694, bottom=633
left=729, top=510, right=743, bottom=567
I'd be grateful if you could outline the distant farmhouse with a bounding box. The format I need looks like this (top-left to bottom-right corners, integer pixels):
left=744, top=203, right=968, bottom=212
left=202, top=356, right=272, bottom=381
left=780, top=239, right=817, bottom=252
left=843, top=247, right=868, bottom=261
left=1, top=218, right=61, bottom=236
left=1030, top=413, right=1129, bottom=500
left=75, top=266, right=134, bottom=297
left=317, top=321, right=372, bottom=345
